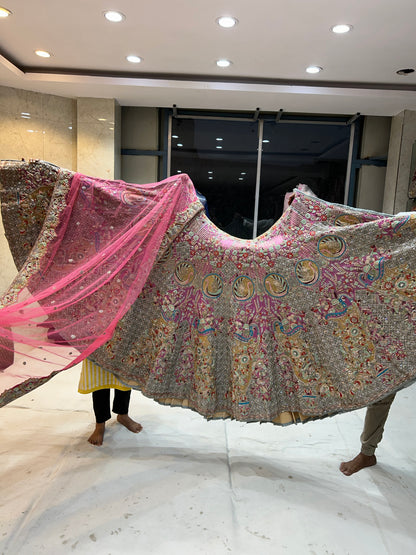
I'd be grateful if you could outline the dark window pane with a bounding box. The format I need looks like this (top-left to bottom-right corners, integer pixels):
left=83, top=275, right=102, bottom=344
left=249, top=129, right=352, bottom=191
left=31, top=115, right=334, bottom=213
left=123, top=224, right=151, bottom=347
left=259, top=121, right=350, bottom=223
left=170, top=115, right=351, bottom=238
left=171, top=118, right=260, bottom=238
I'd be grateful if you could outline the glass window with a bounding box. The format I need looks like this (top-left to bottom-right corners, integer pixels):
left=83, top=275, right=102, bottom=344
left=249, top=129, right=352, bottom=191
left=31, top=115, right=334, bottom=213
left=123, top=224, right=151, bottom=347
left=259, top=120, right=350, bottom=222
left=170, top=113, right=352, bottom=238
left=171, top=117, right=260, bottom=238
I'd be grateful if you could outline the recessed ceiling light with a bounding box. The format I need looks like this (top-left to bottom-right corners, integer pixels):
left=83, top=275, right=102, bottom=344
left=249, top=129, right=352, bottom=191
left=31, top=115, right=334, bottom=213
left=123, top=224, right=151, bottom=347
left=240, top=172, right=246, bottom=175
left=126, top=55, right=142, bottom=64
left=172, top=134, right=179, bottom=139
left=216, top=16, right=238, bottom=29
left=216, top=137, right=223, bottom=141
left=208, top=176, right=213, bottom=180
left=208, top=171, right=213, bottom=174
left=216, top=59, right=232, bottom=68
left=0, top=7, right=11, bottom=17
left=177, top=143, right=183, bottom=147
left=104, top=10, right=125, bottom=22
left=35, top=50, right=51, bottom=58
left=331, top=24, right=353, bottom=34
left=396, top=68, right=415, bottom=75
left=177, top=170, right=181, bottom=173
left=262, top=139, right=270, bottom=143
left=306, top=65, right=322, bottom=74
left=216, top=145, right=223, bottom=149
left=238, top=177, right=244, bottom=180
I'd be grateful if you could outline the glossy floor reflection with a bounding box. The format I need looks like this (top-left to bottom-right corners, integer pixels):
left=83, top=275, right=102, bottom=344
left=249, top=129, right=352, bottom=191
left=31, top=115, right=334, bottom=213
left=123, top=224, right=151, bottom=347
left=1, top=365, right=415, bottom=555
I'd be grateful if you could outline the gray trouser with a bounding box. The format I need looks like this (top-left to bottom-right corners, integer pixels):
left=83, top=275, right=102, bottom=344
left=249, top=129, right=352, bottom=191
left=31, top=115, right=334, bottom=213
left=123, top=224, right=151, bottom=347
left=360, top=393, right=396, bottom=455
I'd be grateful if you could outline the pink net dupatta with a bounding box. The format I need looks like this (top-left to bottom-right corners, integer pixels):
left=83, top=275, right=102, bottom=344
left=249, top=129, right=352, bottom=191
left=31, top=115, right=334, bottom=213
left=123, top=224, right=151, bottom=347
left=0, top=162, right=202, bottom=406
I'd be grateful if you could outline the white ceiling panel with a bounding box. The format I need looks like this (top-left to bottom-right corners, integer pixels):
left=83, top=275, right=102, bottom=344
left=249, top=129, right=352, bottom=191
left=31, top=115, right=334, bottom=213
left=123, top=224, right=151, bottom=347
left=0, top=0, right=415, bottom=115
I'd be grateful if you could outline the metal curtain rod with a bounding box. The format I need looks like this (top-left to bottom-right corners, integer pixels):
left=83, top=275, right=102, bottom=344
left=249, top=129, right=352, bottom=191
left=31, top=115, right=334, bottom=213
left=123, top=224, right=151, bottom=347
left=171, top=105, right=361, bottom=126
left=171, top=105, right=262, bottom=122
left=274, top=109, right=361, bottom=126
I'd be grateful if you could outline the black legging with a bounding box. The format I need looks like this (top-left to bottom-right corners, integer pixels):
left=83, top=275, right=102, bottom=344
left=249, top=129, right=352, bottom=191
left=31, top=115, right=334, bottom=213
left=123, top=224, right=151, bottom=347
left=92, top=388, right=131, bottom=423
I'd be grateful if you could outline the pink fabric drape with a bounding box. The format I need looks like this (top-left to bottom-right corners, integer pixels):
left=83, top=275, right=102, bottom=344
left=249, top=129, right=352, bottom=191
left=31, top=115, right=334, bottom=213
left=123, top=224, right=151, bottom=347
left=0, top=162, right=202, bottom=404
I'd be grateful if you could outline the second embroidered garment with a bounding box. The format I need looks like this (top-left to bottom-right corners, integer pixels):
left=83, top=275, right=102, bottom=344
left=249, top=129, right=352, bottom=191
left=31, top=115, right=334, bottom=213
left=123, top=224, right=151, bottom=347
left=1, top=161, right=416, bottom=424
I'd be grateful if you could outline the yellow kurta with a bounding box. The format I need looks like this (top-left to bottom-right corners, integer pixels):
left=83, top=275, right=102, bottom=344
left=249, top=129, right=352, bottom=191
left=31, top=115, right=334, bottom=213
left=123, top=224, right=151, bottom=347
left=78, top=359, right=131, bottom=394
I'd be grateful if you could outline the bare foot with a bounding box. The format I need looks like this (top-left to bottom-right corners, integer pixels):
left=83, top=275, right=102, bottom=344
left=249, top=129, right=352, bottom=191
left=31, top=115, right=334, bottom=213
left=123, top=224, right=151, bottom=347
left=88, top=422, right=105, bottom=446
left=340, top=453, right=377, bottom=476
left=117, top=414, right=143, bottom=433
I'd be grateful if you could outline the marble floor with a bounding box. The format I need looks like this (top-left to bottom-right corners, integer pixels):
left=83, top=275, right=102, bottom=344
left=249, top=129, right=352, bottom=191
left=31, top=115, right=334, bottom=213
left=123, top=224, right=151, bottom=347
left=1, top=365, right=415, bottom=555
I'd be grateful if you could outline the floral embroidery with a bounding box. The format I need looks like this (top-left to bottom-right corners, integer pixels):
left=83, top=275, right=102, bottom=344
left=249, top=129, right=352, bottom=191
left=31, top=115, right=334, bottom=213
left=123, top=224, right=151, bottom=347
left=3, top=162, right=416, bottom=425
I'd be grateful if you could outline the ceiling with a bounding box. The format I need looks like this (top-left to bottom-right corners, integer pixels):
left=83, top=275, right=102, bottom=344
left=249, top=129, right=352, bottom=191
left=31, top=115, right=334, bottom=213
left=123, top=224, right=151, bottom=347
left=1, top=0, right=416, bottom=116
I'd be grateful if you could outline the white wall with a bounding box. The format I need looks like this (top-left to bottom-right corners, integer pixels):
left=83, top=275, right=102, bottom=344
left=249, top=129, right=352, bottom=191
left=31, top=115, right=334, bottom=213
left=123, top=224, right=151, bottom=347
left=355, top=116, right=391, bottom=212
left=0, top=87, right=121, bottom=294
left=120, top=107, right=159, bottom=184
left=384, top=110, right=416, bottom=213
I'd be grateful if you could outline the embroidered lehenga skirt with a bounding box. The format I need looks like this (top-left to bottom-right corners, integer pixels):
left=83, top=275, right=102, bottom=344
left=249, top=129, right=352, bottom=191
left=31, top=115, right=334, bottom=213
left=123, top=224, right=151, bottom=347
left=1, top=160, right=416, bottom=424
